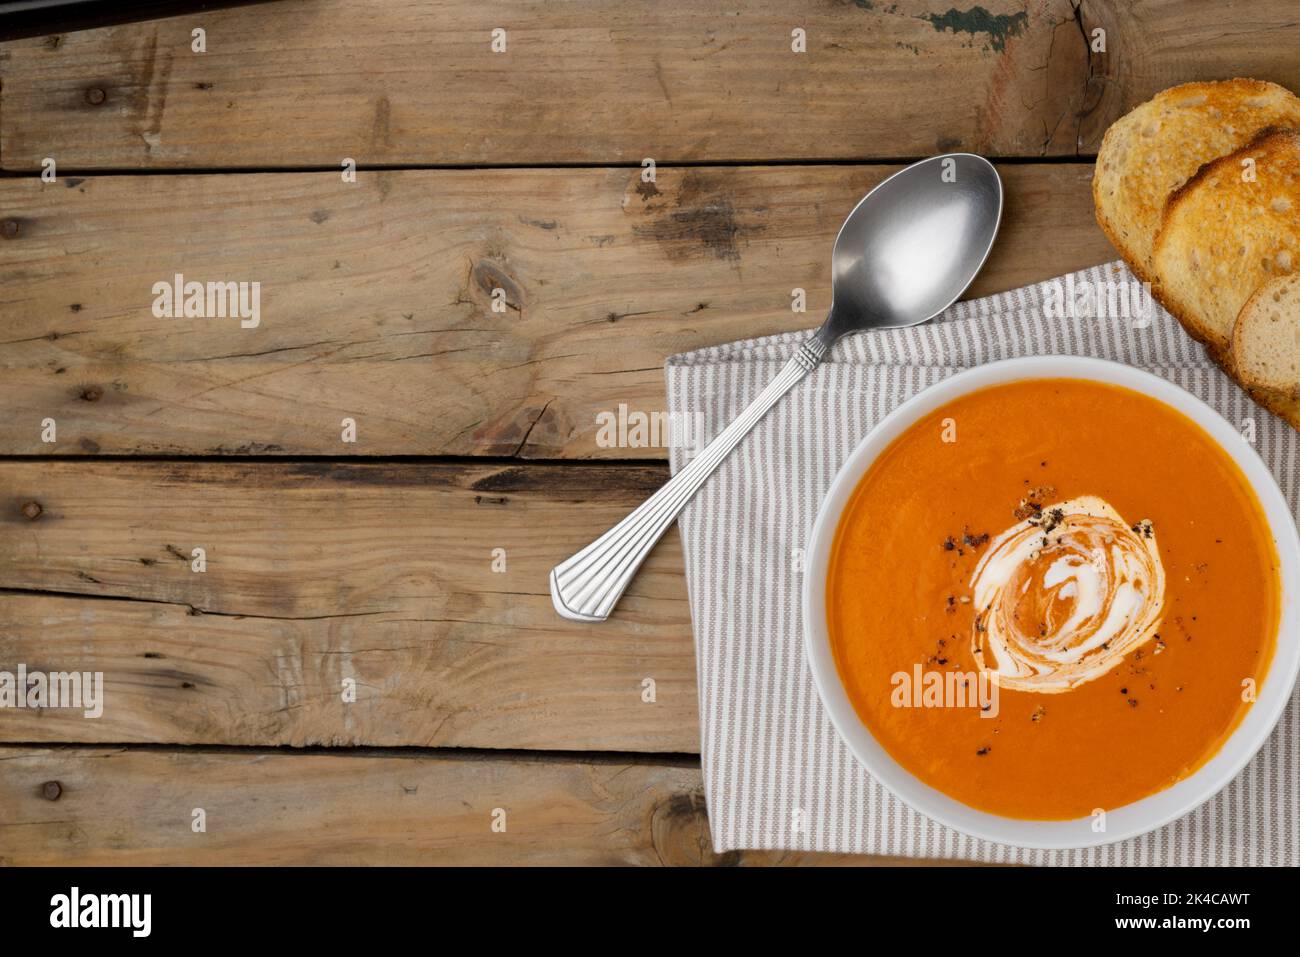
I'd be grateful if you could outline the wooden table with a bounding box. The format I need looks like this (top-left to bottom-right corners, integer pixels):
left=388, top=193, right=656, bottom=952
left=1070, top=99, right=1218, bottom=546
left=0, top=0, right=1295, bottom=866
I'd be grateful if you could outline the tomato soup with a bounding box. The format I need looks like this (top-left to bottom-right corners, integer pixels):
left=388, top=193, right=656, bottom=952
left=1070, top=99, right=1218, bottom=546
left=826, top=378, right=1280, bottom=819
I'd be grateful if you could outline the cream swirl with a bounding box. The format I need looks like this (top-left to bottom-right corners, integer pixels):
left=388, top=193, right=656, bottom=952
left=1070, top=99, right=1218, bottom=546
left=969, top=495, right=1165, bottom=693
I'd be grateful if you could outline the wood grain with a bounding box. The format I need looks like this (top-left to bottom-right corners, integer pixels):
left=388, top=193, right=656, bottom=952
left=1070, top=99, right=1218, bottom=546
left=1075, top=0, right=1300, bottom=150
left=4, top=1, right=1298, bottom=169
left=0, top=459, right=697, bottom=751
left=0, top=0, right=1089, bottom=169
left=0, top=745, right=965, bottom=865
left=0, top=163, right=1114, bottom=458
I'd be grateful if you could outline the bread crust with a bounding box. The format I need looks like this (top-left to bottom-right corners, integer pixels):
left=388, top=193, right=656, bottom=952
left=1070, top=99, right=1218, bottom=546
left=1242, top=384, right=1300, bottom=431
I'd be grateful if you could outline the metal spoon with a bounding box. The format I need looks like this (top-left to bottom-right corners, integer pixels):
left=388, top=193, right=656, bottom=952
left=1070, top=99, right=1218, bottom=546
left=551, top=153, right=1004, bottom=622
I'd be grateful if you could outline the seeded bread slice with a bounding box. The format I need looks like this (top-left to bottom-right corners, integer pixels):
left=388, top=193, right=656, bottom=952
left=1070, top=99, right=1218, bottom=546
left=1150, top=128, right=1300, bottom=352
left=1093, top=79, right=1300, bottom=281
left=1233, top=273, right=1300, bottom=396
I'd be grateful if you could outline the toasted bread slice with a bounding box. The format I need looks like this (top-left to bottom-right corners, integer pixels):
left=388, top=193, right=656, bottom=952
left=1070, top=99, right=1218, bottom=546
left=1233, top=273, right=1300, bottom=394
left=1093, top=79, right=1300, bottom=280
left=1151, top=128, right=1300, bottom=351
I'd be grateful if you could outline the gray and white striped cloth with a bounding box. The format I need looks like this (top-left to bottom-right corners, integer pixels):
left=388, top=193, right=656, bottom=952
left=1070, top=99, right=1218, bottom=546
left=665, top=262, right=1299, bottom=865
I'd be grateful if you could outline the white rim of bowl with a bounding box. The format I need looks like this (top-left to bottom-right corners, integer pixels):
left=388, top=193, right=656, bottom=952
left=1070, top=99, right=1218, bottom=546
left=802, top=355, right=1300, bottom=850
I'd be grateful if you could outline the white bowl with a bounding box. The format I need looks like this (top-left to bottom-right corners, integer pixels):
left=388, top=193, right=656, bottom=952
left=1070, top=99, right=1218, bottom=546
left=802, top=355, right=1300, bottom=849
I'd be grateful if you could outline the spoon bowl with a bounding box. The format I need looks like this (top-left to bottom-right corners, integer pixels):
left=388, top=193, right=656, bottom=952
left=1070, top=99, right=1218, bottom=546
left=822, top=153, right=1003, bottom=342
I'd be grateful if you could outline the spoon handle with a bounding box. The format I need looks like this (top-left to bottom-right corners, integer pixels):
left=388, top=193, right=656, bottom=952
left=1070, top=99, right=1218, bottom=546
left=550, top=338, right=828, bottom=622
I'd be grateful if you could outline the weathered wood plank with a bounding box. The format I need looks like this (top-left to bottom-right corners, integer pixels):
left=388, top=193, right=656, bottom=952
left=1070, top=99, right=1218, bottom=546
left=0, top=163, right=1113, bottom=458
left=0, top=459, right=698, bottom=750
left=1, top=0, right=1089, bottom=169
left=4, top=1, right=1298, bottom=169
left=1073, top=0, right=1300, bottom=149
left=0, top=746, right=957, bottom=865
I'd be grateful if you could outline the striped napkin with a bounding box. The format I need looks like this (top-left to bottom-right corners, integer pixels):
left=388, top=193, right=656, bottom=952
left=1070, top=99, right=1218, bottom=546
left=665, top=262, right=1300, bottom=865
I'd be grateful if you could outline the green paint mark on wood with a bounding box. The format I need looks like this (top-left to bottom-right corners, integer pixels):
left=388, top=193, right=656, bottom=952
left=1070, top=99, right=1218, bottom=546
left=921, top=6, right=1030, bottom=53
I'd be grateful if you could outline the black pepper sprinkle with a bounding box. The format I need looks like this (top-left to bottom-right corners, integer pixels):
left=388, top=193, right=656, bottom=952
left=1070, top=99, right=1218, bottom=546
left=976, top=747, right=991, bottom=756
left=1041, top=507, right=1065, bottom=535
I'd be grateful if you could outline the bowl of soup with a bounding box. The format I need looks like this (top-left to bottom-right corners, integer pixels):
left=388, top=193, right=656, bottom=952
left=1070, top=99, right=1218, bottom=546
left=803, top=355, right=1300, bottom=849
